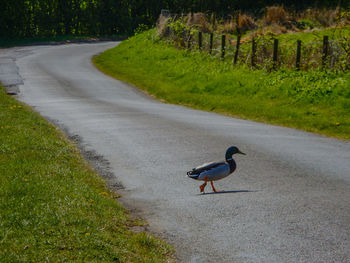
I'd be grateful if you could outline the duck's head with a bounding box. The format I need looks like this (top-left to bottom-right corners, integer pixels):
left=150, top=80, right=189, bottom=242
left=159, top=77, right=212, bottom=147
left=225, top=146, right=246, bottom=160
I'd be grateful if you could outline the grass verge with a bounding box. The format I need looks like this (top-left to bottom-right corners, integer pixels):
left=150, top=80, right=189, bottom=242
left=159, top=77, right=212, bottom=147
left=93, top=29, right=350, bottom=140
left=0, top=85, right=173, bottom=262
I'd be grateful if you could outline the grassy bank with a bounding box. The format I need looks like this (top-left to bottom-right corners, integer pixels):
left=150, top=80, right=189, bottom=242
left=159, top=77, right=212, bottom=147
left=0, top=86, right=173, bottom=262
left=93, top=29, right=350, bottom=140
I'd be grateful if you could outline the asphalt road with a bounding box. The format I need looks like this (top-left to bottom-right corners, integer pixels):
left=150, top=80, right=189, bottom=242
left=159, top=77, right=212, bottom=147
left=1, top=43, right=350, bottom=262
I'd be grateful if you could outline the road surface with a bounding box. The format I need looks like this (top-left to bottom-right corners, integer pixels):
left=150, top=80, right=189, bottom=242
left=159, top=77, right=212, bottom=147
left=1, top=43, right=349, bottom=263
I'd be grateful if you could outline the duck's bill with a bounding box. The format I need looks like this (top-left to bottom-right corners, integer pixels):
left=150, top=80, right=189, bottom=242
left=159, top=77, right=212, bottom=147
left=238, top=150, right=246, bottom=155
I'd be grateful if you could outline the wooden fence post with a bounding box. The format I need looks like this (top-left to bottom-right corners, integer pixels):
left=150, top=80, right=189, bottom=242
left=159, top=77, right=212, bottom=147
left=234, top=34, right=241, bottom=64
left=251, top=37, right=256, bottom=68
left=322, top=35, right=329, bottom=67
left=273, top=38, right=278, bottom=69
left=235, top=11, right=241, bottom=35
left=198, top=31, right=202, bottom=51
left=211, top=13, right=216, bottom=26
left=296, top=40, right=301, bottom=70
left=209, top=33, right=213, bottom=54
left=187, top=31, right=192, bottom=49
left=221, top=35, right=226, bottom=60
left=234, top=12, right=241, bottom=65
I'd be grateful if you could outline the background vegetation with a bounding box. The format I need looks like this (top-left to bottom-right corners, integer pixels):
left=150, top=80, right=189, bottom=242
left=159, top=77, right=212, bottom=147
left=1, top=0, right=349, bottom=39
left=158, top=7, right=350, bottom=71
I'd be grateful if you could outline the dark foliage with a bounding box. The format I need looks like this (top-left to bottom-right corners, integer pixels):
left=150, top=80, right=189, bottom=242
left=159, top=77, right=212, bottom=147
left=0, top=0, right=347, bottom=38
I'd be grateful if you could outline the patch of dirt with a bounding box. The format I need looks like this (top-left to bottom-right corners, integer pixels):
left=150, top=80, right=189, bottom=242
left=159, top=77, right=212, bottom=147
left=70, top=134, right=124, bottom=190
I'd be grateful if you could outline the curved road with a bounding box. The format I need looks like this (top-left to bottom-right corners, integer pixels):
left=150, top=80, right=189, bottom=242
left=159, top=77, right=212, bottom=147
left=2, top=43, right=350, bottom=262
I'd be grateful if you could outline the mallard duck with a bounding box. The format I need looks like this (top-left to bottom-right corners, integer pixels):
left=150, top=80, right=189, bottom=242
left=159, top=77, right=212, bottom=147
left=187, top=146, right=245, bottom=193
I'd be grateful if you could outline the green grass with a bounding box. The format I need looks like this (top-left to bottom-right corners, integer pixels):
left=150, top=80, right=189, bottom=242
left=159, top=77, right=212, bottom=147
left=276, top=27, right=350, bottom=43
left=0, top=85, right=173, bottom=262
left=232, top=27, right=350, bottom=70
left=93, top=29, right=350, bottom=140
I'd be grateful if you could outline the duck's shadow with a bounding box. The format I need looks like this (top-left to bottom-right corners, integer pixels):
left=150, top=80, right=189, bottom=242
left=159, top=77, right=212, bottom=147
left=198, top=190, right=258, bottom=196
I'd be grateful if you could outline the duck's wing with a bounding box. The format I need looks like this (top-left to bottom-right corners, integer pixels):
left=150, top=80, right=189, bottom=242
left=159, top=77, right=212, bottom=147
left=187, top=161, right=225, bottom=176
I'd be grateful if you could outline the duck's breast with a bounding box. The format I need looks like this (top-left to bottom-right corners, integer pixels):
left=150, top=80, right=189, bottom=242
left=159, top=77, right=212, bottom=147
left=198, top=163, right=230, bottom=181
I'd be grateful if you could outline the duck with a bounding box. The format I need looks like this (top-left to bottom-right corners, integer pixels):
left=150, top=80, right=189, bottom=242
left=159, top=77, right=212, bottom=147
left=187, top=146, right=245, bottom=193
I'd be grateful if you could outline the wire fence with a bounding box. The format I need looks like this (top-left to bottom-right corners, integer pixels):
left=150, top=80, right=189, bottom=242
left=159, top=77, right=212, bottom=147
left=163, top=27, right=350, bottom=72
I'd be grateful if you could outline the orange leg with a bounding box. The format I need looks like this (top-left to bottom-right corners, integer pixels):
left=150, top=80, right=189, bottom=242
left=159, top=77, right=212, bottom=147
left=199, top=176, right=208, bottom=193
left=210, top=181, right=221, bottom=192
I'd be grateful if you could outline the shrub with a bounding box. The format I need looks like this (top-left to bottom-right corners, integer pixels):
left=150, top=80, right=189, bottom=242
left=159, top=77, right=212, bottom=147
left=156, top=14, right=170, bottom=37
left=253, top=24, right=288, bottom=37
left=315, top=9, right=338, bottom=27
left=296, top=19, right=314, bottom=30
left=339, top=10, right=350, bottom=25
left=238, top=14, right=258, bottom=32
left=222, top=19, right=236, bottom=33
left=300, top=8, right=338, bottom=27
left=168, top=20, right=190, bottom=47
left=265, top=6, right=289, bottom=25
left=186, top=13, right=211, bottom=33
left=134, top=24, right=149, bottom=35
